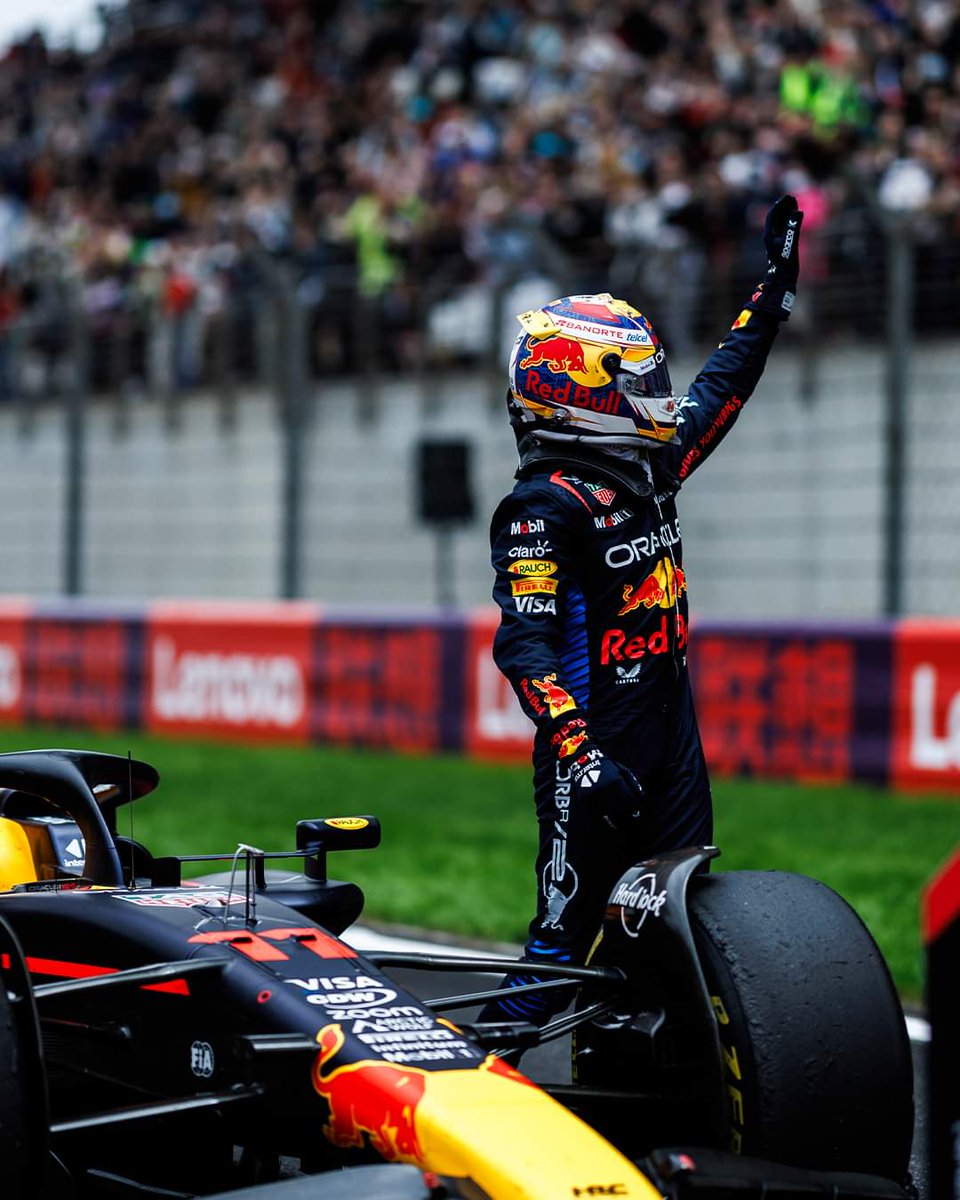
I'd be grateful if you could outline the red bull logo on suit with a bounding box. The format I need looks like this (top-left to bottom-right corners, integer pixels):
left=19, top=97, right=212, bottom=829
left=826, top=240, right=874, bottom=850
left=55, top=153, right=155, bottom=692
left=618, top=559, right=686, bottom=615
left=532, top=673, right=577, bottom=717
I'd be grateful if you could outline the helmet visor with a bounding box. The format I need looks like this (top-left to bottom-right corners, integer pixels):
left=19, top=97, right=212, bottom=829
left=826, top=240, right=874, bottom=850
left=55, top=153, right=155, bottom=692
left=616, top=355, right=678, bottom=443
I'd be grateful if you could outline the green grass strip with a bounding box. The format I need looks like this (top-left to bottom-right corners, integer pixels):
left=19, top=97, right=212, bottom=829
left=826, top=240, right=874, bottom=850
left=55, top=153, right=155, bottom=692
left=0, top=726, right=957, bottom=1002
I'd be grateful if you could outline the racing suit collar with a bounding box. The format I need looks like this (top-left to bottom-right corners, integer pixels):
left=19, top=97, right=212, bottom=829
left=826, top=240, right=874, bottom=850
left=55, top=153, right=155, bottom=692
left=515, top=436, right=679, bottom=499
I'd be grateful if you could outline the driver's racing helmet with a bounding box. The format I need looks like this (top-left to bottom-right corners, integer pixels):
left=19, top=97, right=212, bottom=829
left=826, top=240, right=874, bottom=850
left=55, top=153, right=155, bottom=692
left=507, top=293, right=677, bottom=447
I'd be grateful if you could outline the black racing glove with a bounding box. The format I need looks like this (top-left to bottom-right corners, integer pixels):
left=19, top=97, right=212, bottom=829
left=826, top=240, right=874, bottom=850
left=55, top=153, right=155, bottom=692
left=569, top=745, right=647, bottom=835
left=748, top=194, right=804, bottom=320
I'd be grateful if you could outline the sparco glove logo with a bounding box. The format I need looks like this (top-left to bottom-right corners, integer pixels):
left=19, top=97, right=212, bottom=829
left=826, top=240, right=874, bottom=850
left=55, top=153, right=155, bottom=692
left=781, top=222, right=797, bottom=258
left=611, top=872, right=667, bottom=938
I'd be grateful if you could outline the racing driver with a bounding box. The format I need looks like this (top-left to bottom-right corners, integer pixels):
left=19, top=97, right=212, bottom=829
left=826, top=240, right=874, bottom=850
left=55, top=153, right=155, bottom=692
left=477, top=195, right=803, bottom=1053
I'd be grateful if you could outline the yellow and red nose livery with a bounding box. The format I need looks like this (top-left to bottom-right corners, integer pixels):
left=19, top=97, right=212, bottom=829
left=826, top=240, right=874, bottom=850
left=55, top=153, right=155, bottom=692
left=312, top=1023, right=660, bottom=1200
left=313, top=1024, right=427, bottom=1161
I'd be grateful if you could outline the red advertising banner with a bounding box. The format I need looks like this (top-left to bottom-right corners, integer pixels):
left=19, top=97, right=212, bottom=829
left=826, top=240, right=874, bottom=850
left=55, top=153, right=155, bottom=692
left=311, top=621, right=446, bottom=753
left=24, top=611, right=134, bottom=731
left=0, top=594, right=954, bottom=795
left=144, top=602, right=316, bottom=743
left=461, top=612, right=533, bottom=762
left=0, top=600, right=29, bottom=726
left=691, top=631, right=856, bottom=784
left=891, top=620, right=960, bottom=792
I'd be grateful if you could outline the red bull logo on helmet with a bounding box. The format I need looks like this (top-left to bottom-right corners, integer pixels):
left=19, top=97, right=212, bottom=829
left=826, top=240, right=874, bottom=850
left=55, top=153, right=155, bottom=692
left=519, top=334, right=587, bottom=374
left=523, top=370, right=622, bottom=415
left=510, top=294, right=669, bottom=445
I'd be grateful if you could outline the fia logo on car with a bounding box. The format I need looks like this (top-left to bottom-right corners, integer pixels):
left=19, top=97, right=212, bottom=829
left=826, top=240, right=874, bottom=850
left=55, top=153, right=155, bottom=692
left=190, top=1041, right=215, bottom=1078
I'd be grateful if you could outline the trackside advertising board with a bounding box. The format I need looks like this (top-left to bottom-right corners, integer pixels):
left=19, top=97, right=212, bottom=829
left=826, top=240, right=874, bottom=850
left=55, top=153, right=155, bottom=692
left=891, top=621, right=960, bottom=793
left=688, top=622, right=894, bottom=787
left=145, top=602, right=316, bottom=743
left=0, top=599, right=28, bottom=726
left=0, top=599, right=956, bottom=794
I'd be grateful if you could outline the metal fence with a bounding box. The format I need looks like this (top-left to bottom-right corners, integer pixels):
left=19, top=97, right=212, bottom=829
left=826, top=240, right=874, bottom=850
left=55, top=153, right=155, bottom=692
left=0, top=203, right=955, bottom=616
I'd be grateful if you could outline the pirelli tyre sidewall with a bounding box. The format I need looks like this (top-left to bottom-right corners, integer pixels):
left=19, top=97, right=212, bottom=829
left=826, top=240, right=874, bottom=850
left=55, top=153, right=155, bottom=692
left=688, top=870, right=915, bottom=1182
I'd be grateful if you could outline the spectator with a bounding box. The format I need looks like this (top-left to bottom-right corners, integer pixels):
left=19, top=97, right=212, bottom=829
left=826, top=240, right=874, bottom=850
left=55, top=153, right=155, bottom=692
left=0, top=0, right=957, bottom=389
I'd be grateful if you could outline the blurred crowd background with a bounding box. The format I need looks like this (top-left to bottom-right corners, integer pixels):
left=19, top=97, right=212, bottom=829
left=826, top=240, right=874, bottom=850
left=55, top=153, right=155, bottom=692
left=0, top=0, right=958, bottom=400
left=0, top=0, right=957, bottom=620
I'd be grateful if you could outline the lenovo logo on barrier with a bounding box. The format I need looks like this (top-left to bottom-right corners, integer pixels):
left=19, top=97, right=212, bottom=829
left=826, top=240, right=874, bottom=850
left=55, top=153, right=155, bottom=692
left=151, top=636, right=305, bottom=728
left=0, top=643, right=20, bottom=712
left=892, top=634, right=960, bottom=790
left=910, top=664, right=960, bottom=770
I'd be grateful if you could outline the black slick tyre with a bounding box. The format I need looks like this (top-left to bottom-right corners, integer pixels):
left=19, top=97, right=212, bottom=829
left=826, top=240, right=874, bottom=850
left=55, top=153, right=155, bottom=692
left=688, top=870, right=914, bottom=1182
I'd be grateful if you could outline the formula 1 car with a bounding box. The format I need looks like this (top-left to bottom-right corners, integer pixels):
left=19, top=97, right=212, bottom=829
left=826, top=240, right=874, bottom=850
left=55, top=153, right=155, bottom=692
left=0, top=749, right=916, bottom=1200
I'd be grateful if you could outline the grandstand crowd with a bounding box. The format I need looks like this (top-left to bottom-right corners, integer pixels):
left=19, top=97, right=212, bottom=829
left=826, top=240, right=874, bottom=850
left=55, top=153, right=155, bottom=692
left=0, top=0, right=958, bottom=395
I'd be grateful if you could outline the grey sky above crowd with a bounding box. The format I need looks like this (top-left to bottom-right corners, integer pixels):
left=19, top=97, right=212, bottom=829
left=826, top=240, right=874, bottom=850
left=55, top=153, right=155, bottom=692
left=0, top=0, right=102, bottom=53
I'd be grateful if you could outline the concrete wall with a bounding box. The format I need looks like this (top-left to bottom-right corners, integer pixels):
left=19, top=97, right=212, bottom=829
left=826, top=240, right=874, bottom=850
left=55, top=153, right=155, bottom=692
left=0, top=337, right=957, bottom=618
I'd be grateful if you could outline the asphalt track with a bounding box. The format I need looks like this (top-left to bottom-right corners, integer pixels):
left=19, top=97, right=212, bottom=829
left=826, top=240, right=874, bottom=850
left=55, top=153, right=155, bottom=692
left=348, top=924, right=932, bottom=1200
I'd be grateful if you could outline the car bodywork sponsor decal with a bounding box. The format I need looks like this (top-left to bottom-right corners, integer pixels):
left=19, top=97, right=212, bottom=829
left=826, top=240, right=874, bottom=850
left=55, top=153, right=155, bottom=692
left=611, top=872, right=668, bottom=938
left=114, top=890, right=246, bottom=908
left=312, top=1021, right=659, bottom=1196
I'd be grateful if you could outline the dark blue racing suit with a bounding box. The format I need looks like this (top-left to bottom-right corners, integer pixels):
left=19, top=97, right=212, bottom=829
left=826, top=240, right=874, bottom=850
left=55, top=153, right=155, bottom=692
left=484, top=303, right=786, bottom=1027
